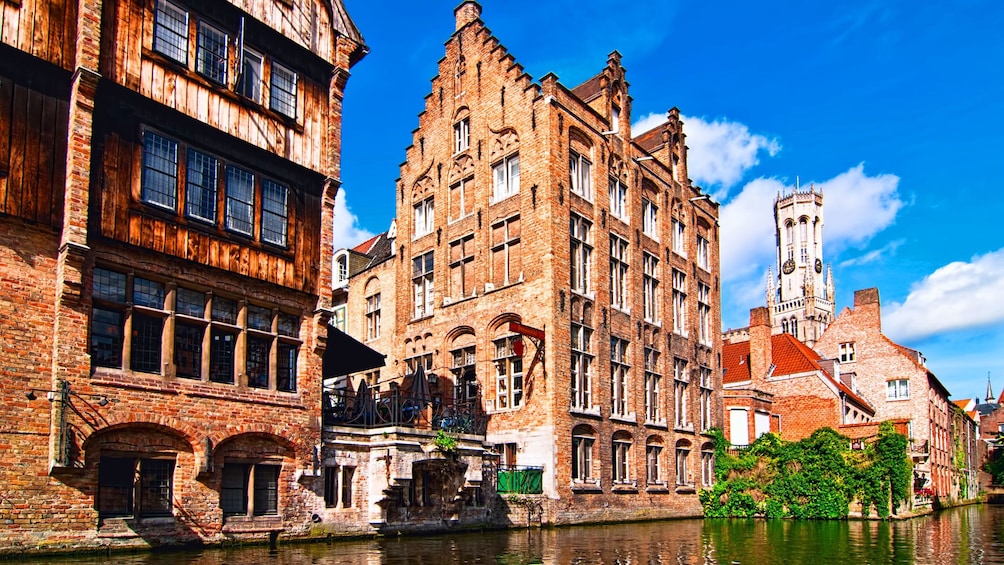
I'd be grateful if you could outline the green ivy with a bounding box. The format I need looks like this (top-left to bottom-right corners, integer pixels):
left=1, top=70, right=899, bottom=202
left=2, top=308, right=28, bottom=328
left=700, top=422, right=911, bottom=520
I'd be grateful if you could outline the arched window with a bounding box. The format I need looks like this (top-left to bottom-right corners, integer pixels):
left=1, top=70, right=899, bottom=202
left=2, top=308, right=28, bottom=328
left=572, top=425, right=596, bottom=483
left=612, top=431, right=633, bottom=484
left=675, top=439, right=692, bottom=486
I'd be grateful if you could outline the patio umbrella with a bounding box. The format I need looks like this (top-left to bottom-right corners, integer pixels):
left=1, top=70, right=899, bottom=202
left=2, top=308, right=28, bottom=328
left=410, top=364, right=433, bottom=407
left=354, top=379, right=376, bottom=425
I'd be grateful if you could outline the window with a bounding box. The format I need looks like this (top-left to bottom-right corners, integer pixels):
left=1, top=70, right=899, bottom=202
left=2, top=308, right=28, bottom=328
left=701, top=447, right=714, bottom=487
left=697, top=236, right=710, bottom=271
left=142, top=131, right=179, bottom=210
left=141, top=130, right=290, bottom=245
left=412, top=252, right=434, bottom=319
left=334, top=254, right=349, bottom=288
left=570, top=214, right=592, bottom=294
left=185, top=149, right=218, bottom=223
left=609, top=234, right=629, bottom=310
left=494, top=335, right=524, bottom=410
left=196, top=21, right=228, bottom=84
left=270, top=61, right=297, bottom=119
left=570, top=151, right=592, bottom=200
left=608, top=178, right=628, bottom=221
left=674, top=358, right=689, bottom=429
left=221, top=462, right=280, bottom=518
left=887, top=379, right=910, bottom=400
left=646, top=443, right=662, bottom=485
left=839, top=342, right=856, bottom=362
left=572, top=429, right=595, bottom=483
left=414, top=197, right=434, bottom=237
left=571, top=322, right=593, bottom=410
left=153, top=0, right=188, bottom=64
left=450, top=235, right=475, bottom=299
left=699, top=366, right=713, bottom=431
left=454, top=118, right=470, bottom=153
left=644, top=347, right=661, bottom=423
left=365, top=293, right=381, bottom=340
left=672, top=218, right=686, bottom=257
left=642, top=198, right=658, bottom=239
left=341, top=466, right=355, bottom=507
left=675, top=443, right=691, bottom=486
left=332, top=305, right=347, bottom=332
left=491, top=216, right=521, bottom=287
left=643, top=253, right=659, bottom=322
left=610, top=337, right=629, bottom=417
left=261, top=180, right=289, bottom=247
left=611, top=105, right=620, bottom=133
left=91, top=268, right=300, bottom=390
left=451, top=345, right=478, bottom=402
left=801, top=246, right=809, bottom=264
left=238, top=48, right=264, bottom=102
left=449, top=176, right=473, bottom=220
left=612, top=435, right=631, bottom=484
left=492, top=154, right=520, bottom=200
left=672, top=269, right=687, bottom=335
left=322, top=466, right=355, bottom=508
left=698, top=283, right=712, bottom=346
left=98, top=456, right=175, bottom=518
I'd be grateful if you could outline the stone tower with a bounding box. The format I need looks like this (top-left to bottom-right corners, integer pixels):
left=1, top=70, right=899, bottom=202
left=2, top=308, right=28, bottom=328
left=766, top=186, right=834, bottom=346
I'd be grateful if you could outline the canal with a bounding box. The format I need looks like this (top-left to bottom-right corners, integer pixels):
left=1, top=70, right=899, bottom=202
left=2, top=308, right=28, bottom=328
left=22, top=504, right=1004, bottom=564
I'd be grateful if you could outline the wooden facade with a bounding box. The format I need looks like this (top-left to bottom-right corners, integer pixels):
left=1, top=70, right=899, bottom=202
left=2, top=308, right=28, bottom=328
left=0, top=0, right=367, bottom=555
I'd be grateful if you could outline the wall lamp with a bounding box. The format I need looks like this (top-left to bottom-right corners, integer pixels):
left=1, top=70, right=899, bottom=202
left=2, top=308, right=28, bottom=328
left=24, top=384, right=110, bottom=407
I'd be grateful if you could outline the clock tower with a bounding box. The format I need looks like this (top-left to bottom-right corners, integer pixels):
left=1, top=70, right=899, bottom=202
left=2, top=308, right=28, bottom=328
left=765, top=186, right=834, bottom=346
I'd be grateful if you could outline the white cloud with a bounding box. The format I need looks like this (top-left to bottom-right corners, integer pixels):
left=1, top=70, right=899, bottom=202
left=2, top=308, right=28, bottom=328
left=682, top=115, right=780, bottom=195
left=838, top=239, right=905, bottom=268
left=819, top=163, right=902, bottom=252
left=884, top=248, right=1004, bottom=341
left=719, top=177, right=787, bottom=282
left=332, top=189, right=375, bottom=251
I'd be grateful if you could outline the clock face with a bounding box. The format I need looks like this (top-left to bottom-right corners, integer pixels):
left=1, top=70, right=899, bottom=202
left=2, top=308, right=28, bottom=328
left=815, top=258, right=823, bottom=273
left=782, top=259, right=795, bottom=274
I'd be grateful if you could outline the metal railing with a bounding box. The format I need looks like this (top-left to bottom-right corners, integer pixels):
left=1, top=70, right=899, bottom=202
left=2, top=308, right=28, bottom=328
left=497, top=466, right=544, bottom=494
left=322, top=386, right=486, bottom=435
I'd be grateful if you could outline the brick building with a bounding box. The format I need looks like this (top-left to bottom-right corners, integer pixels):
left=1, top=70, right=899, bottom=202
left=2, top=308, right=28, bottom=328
left=722, top=307, right=873, bottom=446
left=337, top=1, right=723, bottom=526
left=815, top=288, right=954, bottom=500
left=0, top=0, right=370, bottom=554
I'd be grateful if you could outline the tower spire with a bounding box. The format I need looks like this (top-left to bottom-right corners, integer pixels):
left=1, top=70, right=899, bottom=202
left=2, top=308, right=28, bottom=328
left=987, top=372, right=995, bottom=404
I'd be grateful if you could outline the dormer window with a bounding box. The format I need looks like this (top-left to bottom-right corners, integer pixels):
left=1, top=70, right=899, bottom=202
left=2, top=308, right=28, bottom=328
left=334, top=253, right=349, bottom=288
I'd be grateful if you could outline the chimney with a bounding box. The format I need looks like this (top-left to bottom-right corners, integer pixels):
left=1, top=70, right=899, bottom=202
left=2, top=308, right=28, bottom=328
left=454, top=1, right=482, bottom=31
left=852, top=288, right=882, bottom=332
left=749, top=307, right=772, bottom=385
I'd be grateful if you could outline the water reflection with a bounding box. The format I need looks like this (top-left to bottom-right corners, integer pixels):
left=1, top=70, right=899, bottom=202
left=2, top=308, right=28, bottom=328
left=23, top=504, right=1004, bottom=565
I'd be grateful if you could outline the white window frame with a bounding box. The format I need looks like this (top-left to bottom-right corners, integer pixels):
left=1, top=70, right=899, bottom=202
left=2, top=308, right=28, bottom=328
left=608, top=177, right=628, bottom=221
left=887, top=378, right=910, bottom=400
left=492, top=153, right=520, bottom=201
left=365, top=293, right=381, bottom=340
left=672, top=269, right=687, bottom=336
left=572, top=434, right=595, bottom=483
left=642, top=198, right=658, bottom=240
left=609, top=234, right=629, bottom=310
left=494, top=335, right=524, bottom=410
left=413, top=197, right=434, bottom=238
left=412, top=252, right=434, bottom=319
left=610, top=336, right=629, bottom=417
left=612, top=438, right=631, bottom=484
left=672, top=218, right=686, bottom=257
left=839, top=342, right=856, bottom=362
left=643, top=252, right=659, bottom=323
left=646, top=444, right=663, bottom=485
left=570, top=214, right=592, bottom=294
left=697, top=235, right=710, bottom=271
left=674, top=358, right=690, bottom=430
left=454, top=117, right=470, bottom=153
left=644, top=346, right=662, bottom=423
left=571, top=322, right=593, bottom=411
left=570, top=150, right=592, bottom=200
left=698, top=282, right=712, bottom=347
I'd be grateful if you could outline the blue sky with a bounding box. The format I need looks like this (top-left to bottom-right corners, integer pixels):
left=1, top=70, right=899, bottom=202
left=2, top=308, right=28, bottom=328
left=336, top=0, right=1004, bottom=402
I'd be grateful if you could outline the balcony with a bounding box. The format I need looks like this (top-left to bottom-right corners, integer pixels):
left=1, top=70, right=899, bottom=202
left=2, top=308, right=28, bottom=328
left=322, top=385, right=486, bottom=435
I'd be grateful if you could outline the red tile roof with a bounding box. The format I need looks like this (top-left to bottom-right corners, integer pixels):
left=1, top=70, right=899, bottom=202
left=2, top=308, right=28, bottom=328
left=352, top=234, right=382, bottom=255
left=721, top=333, right=872, bottom=411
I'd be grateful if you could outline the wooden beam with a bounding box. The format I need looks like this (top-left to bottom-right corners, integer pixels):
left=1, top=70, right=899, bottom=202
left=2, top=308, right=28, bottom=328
left=509, top=321, right=544, bottom=341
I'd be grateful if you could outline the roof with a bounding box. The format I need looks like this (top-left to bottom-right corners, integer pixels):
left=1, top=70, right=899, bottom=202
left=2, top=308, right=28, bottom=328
left=329, top=0, right=366, bottom=47
left=634, top=122, right=669, bottom=152
left=721, top=333, right=873, bottom=411
left=570, top=73, right=604, bottom=103
left=352, top=233, right=382, bottom=255
left=884, top=335, right=952, bottom=398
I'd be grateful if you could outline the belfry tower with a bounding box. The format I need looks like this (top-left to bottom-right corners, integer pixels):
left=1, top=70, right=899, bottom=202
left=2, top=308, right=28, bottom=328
left=766, top=186, right=834, bottom=346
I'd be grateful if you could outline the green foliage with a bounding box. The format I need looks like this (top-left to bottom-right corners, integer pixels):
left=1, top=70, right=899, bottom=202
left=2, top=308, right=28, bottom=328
left=983, top=453, right=1004, bottom=485
left=433, top=430, right=458, bottom=453
left=699, top=423, right=912, bottom=520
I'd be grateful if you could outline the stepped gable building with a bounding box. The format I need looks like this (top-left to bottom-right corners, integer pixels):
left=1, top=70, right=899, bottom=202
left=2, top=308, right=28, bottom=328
left=721, top=307, right=874, bottom=446
left=814, top=288, right=953, bottom=500
left=360, top=0, right=724, bottom=525
left=0, top=0, right=373, bottom=554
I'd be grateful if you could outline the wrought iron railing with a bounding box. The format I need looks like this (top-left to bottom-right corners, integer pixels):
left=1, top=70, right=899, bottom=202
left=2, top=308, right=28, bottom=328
left=322, top=386, right=486, bottom=435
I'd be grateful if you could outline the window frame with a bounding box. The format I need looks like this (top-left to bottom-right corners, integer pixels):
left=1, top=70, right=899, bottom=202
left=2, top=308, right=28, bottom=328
left=672, top=269, right=687, bottom=336
left=643, top=252, right=659, bottom=323
left=196, top=19, right=228, bottom=85
left=570, top=322, right=594, bottom=411
left=492, top=153, right=520, bottom=201
left=887, top=378, right=910, bottom=400
left=642, top=198, right=659, bottom=239
left=413, top=197, right=435, bottom=238
left=609, top=234, right=629, bottom=311
left=644, top=346, right=662, bottom=423
left=365, top=293, right=381, bottom=340
left=97, top=455, right=176, bottom=519
left=608, top=177, right=628, bottom=221
left=490, top=215, right=521, bottom=288
left=697, top=282, right=712, bottom=346
left=570, top=214, right=593, bottom=295
left=453, top=117, right=470, bottom=153
left=493, top=335, right=524, bottom=410
left=269, top=60, right=298, bottom=120
left=152, top=0, right=189, bottom=65
left=610, top=336, right=630, bottom=417
left=674, top=358, right=690, bottom=430
left=412, top=251, right=435, bottom=319
left=569, top=150, right=592, bottom=200
left=449, top=234, right=476, bottom=299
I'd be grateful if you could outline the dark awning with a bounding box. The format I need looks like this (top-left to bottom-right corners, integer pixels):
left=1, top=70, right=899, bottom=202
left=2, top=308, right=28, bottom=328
left=323, top=325, right=386, bottom=378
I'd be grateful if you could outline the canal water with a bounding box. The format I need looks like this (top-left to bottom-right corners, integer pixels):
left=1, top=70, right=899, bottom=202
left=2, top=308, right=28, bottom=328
left=23, top=504, right=1004, bottom=564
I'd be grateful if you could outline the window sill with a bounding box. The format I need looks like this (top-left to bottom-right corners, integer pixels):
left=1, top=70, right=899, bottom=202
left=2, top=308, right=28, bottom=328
left=569, top=289, right=595, bottom=301
left=611, top=483, right=638, bottom=494
left=410, top=314, right=434, bottom=324
left=570, top=406, right=602, bottom=419
left=644, top=318, right=662, bottom=328
left=610, top=413, right=637, bottom=425
left=886, top=397, right=911, bottom=402
left=443, top=292, right=478, bottom=307
left=646, top=484, right=670, bottom=494
left=610, top=305, right=631, bottom=316
left=675, top=484, right=697, bottom=495
left=484, top=278, right=523, bottom=295
left=674, top=425, right=696, bottom=434
left=645, top=419, right=669, bottom=429
left=489, top=192, right=519, bottom=206
left=570, top=481, right=602, bottom=493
